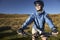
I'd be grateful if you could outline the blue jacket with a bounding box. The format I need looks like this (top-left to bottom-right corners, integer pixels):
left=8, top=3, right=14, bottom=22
left=21, top=11, right=55, bottom=31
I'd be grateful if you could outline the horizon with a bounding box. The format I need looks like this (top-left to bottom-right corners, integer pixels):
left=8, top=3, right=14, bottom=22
left=0, top=13, right=60, bottom=15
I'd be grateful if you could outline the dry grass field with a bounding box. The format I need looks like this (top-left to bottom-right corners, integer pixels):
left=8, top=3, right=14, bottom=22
left=0, top=14, right=60, bottom=40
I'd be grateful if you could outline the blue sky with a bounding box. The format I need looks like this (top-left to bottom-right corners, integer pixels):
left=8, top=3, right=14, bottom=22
left=0, top=0, right=60, bottom=14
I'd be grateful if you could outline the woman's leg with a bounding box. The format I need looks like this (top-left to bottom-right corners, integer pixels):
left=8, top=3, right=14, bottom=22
left=32, top=27, right=38, bottom=40
left=40, top=35, right=48, bottom=40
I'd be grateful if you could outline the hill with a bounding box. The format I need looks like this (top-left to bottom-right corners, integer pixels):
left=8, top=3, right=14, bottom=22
left=0, top=14, right=60, bottom=27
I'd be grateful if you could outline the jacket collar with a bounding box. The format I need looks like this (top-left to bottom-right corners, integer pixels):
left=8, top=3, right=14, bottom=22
left=36, top=10, right=45, bottom=15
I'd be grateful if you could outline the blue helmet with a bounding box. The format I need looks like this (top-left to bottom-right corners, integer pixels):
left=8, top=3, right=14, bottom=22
left=34, top=0, right=44, bottom=7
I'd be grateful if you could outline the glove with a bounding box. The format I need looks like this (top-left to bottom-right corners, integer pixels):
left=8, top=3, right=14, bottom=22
left=17, top=28, right=24, bottom=34
left=17, top=28, right=28, bottom=36
left=52, top=27, right=58, bottom=37
left=52, top=28, right=58, bottom=33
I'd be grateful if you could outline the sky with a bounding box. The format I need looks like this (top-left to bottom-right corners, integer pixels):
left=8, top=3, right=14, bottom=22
left=0, top=0, right=60, bottom=14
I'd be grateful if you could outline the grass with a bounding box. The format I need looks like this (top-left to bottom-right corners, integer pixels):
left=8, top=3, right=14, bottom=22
left=0, top=26, right=60, bottom=40
left=0, top=14, right=60, bottom=40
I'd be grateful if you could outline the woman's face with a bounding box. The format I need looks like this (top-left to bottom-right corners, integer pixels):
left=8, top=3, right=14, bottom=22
left=35, top=4, right=42, bottom=11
